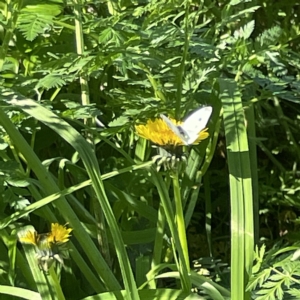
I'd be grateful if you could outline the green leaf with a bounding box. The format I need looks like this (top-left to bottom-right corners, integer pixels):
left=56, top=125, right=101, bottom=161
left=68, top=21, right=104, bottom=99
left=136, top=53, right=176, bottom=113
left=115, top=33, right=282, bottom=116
left=16, top=3, right=62, bottom=41
left=234, top=20, right=255, bottom=40
left=17, top=14, right=53, bottom=41
left=36, top=73, right=66, bottom=90
left=0, top=285, right=42, bottom=300
left=109, top=116, right=130, bottom=127
left=219, top=78, right=254, bottom=300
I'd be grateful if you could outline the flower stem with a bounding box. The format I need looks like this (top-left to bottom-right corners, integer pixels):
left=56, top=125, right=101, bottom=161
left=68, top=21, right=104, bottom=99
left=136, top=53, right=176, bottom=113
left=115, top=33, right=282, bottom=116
left=172, top=171, right=190, bottom=272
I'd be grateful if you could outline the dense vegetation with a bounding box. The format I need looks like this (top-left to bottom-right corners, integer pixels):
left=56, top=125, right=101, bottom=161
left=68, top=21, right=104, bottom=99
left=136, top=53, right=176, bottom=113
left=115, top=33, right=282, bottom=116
left=0, top=0, right=300, bottom=299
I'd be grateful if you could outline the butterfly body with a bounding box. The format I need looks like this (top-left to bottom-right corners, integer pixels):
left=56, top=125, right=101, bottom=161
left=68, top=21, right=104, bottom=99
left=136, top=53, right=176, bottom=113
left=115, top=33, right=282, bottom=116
left=160, top=106, right=212, bottom=145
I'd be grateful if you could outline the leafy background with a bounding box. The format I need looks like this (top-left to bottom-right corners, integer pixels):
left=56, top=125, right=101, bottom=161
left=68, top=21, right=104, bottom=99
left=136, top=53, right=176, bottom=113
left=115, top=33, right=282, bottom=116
left=0, top=0, right=300, bottom=299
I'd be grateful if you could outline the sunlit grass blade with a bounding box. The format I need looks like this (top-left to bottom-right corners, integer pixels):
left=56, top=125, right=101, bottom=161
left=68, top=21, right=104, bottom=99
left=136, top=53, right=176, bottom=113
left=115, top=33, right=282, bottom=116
left=134, top=136, right=150, bottom=163
left=156, top=271, right=230, bottom=300
left=0, top=285, right=42, bottom=300
left=245, top=104, right=259, bottom=245
left=219, top=78, right=254, bottom=300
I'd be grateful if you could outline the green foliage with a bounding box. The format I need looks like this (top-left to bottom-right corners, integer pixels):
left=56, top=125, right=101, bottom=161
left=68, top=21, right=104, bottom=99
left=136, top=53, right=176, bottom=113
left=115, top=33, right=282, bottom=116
left=0, top=0, right=300, bottom=299
left=18, top=3, right=62, bottom=38
left=248, top=245, right=300, bottom=300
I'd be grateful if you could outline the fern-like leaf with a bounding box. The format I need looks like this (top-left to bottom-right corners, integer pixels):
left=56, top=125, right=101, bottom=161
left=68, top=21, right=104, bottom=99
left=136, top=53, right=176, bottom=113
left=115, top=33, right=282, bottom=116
left=17, top=13, right=53, bottom=41
left=256, top=25, right=282, bottom=47
left=247, top=268, right=272, bottom=291
left=234, top=20, right=255, bottom=40
left=36, top=73, right=66, bottom=90
left=287, top=288, right=300, bottom=299
left=17, top=4, right=62, bottom=41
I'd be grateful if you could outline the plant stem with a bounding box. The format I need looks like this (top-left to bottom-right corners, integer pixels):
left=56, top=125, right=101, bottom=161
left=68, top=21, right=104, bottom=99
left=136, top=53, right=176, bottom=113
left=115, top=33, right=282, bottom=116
left=73, top=0, right=91, bottom=109
left=172, top=171, right=190, bottom=272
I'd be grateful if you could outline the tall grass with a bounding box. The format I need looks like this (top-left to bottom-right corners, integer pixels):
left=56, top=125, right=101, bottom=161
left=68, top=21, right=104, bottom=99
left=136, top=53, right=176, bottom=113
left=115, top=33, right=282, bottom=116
left=1, top=0, right=299, bottom=299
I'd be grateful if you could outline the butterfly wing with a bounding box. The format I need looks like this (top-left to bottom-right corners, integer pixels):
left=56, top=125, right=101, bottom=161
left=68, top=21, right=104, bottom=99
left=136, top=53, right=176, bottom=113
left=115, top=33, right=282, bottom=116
left=160, top=114, right=187, bottom=142
left=161, top=106, right=212, bottom=145
left=181, top=106, right=213, bottom=144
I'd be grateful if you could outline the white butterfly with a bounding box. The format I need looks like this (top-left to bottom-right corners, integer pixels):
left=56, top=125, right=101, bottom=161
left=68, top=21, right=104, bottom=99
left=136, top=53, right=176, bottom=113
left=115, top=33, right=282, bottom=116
left=160, top=106, right=212, bottom=145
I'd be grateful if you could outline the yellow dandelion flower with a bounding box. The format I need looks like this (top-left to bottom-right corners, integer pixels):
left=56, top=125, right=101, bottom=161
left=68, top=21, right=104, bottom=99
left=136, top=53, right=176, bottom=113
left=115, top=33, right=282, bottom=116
left=19, top=230, right=39, bottom=246
left=20, top=224, right=72, bottom=247
left=135, top=117, right=209, bottom=146
left=47, top=223, right=72, bottom=245
left=20, top=230, right=51, bottom=249
left=19, top=224, right=72, bottom=272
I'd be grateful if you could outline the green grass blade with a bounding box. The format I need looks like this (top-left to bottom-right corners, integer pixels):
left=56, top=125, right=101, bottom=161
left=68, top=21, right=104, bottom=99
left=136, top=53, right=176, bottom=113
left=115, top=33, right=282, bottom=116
left=245, top=104, right=259, bottom=245
left=0, top=285, right=42, bottom=300
left=219, top=78, right=254, bottom=300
